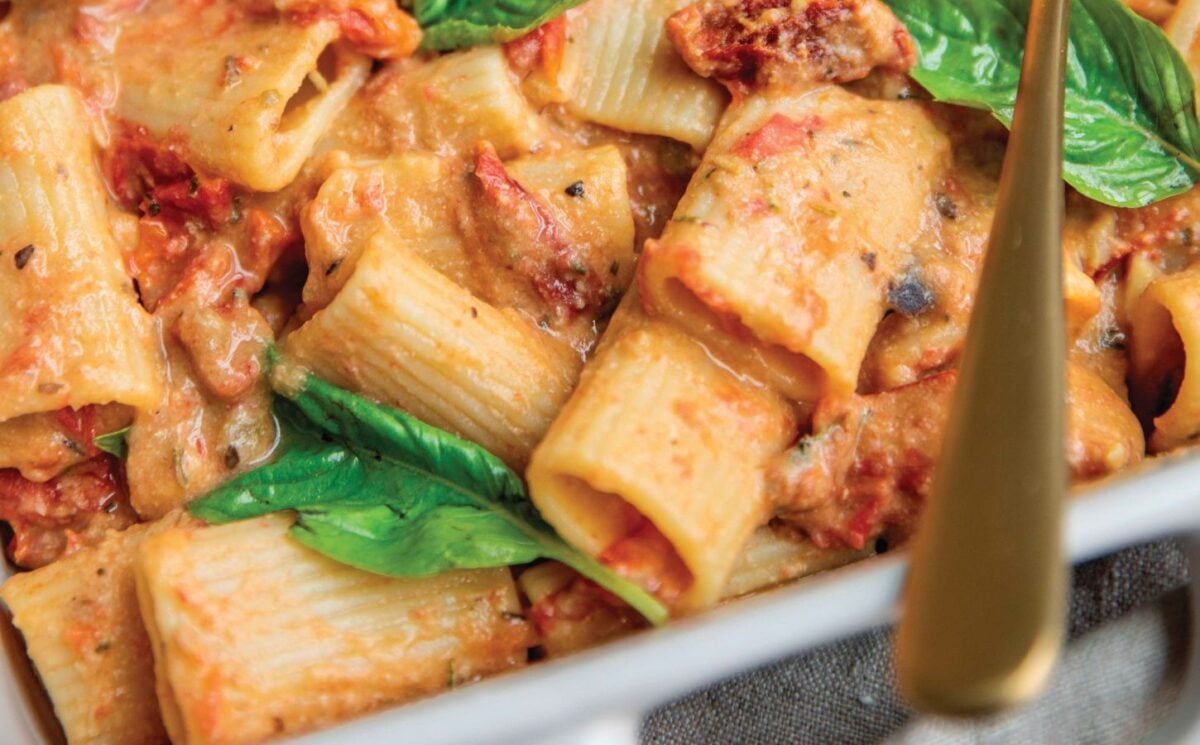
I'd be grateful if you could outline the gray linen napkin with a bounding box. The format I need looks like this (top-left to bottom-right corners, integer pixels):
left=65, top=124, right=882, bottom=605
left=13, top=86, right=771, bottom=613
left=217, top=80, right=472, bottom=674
left=642, top=541, right=1191, bottom=745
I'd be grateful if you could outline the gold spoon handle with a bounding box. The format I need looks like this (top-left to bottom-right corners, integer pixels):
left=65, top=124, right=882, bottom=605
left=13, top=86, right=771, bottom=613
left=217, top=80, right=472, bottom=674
left=895, top=0, right=1071, bottom=715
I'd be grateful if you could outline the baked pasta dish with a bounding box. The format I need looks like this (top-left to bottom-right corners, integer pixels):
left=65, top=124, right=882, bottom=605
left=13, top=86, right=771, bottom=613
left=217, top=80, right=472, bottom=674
left=2, top=0, right=1200, bottom=742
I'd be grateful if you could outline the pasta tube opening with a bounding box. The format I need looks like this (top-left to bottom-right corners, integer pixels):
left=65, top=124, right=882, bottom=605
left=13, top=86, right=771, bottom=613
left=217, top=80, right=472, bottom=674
left=535, top=475, right=695, bottom=606
left=528, top=306, right=798, bottom=613
left=1130, top=266, right=1200, bottom=451
left=278, top=45, right=341, bottom=133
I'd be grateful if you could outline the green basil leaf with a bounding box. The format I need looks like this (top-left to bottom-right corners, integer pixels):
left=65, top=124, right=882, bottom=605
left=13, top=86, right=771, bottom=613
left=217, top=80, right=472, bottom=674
left=189, top=369, right=669, bottom=626
left=414, top=0, right=585, bottom=51
left=886, top=0, right=1200, bottom=207
left=94, top=427, right=130, bottom=459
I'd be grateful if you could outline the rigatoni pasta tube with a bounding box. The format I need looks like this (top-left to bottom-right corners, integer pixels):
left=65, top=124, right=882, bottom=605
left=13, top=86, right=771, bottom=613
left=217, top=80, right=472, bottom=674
left=559, top=0, right=728, bottom=149
left=285, top=233, right=581, bottom=466
left=639, top=86, right=950, bottom=400
left=334, top=47, right=556, bottom=160
left=0, top=85, right=162, bottom=421
left=720, top=527, right=874, bottom=600
left=528, top=302, right=798, bottom=612
left=300, top=152, right=469, bottom=310
left=0, top=512, right=192, bottom=745
left=114, top=3, right=370, bottom=191
left=1131, top=263, right=1200, bottom=451
left=135, top=515, right=531, bottom=745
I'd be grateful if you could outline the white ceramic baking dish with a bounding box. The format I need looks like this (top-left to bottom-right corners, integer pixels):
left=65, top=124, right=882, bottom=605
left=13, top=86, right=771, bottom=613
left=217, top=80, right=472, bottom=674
left=3, top=450, right=1200, bottom=745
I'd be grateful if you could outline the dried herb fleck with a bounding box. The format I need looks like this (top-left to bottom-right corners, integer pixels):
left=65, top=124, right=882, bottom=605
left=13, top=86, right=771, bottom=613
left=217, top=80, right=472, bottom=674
left=14, top=244, right=34, bottom=269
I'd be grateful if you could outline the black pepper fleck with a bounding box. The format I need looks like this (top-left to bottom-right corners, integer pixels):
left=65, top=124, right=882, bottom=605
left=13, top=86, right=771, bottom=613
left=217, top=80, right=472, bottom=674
left=861, top=252, right=877, bottom=271
left=224, top=445, right=240, bottom=470
left=325, top=258, right=343, bottom=277
left=148, top=200, right=161, bottom=217
left=934, top=192, right=958, bottom=220
left=888, top=272, right=935, bottom=317
left=14, top=244, right=34, bottom=269
left=62, top=437, right=87, bottom=456
left=565, top=181, right=585, bottom=198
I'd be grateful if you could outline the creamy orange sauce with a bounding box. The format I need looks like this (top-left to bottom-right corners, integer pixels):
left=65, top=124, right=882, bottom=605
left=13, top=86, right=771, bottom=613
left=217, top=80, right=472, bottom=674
left=0, top=0, right=1189, bottom=640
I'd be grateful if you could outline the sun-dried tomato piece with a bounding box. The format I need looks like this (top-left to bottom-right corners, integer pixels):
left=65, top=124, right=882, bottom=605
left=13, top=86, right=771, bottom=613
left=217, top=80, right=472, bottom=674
left=667, top=0, right=915, bottom=92
left=468, top=142, right=609, bottom=318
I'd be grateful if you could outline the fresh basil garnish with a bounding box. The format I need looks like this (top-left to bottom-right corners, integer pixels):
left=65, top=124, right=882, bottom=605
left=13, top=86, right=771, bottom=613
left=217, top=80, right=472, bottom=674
left=414, top=0, right=586, bottom=51
left=886, top=0, right=1200, bottom=207
left=189, top=362, right=669, bottom=626
left=94, top=427, right=130, bottom=459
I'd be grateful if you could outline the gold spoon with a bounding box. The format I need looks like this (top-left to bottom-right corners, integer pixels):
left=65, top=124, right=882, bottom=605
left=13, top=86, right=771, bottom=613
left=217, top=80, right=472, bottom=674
left=894, top=0, right=1071, bottom=715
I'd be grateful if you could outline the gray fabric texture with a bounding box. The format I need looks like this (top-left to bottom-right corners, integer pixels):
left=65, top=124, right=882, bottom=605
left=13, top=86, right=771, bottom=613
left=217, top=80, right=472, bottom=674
left=641, top=540, right=1191, bottom=745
